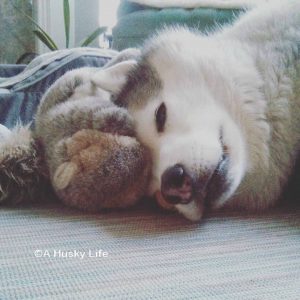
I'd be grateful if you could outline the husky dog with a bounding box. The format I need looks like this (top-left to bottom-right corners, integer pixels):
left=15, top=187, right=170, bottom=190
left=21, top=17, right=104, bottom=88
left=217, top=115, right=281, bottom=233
left=94, top=1, right=300, bottom=221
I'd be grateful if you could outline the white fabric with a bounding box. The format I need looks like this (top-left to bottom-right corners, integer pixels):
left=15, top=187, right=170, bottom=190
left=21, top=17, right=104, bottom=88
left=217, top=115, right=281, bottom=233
left=0, top=124, right=11, bottom=143
left=130, top=0, right=271, bottom=9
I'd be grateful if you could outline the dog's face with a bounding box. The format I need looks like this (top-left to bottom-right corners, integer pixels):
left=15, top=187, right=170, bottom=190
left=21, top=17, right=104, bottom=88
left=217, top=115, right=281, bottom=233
left=94, top=39, right=248, bottom=221
left=127, top=94, right=246, bottom=221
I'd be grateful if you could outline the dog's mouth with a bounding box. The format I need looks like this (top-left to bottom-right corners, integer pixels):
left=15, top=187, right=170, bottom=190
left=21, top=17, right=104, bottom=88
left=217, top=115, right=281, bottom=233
left=155, top=153, right=231, bottom=220
left=203, top=153, right=231, bottom=207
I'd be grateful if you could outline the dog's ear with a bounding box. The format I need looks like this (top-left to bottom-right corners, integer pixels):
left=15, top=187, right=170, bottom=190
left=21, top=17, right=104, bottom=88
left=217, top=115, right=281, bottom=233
left=92, top=60, right=137, bottom=94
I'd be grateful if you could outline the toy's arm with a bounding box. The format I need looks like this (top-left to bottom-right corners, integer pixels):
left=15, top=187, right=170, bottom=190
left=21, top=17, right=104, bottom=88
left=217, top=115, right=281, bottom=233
left=51, top=129, right=150, bottom=212
left=36, top=68, right=96, bottom=117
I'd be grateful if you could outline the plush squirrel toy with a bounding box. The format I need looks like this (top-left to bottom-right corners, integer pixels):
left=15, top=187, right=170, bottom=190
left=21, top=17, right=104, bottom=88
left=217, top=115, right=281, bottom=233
left=0, top=49, right=151, bottom=211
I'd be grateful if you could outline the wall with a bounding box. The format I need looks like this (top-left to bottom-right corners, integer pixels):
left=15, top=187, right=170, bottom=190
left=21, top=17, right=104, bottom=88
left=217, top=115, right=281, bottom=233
left=74, top=0, right=99, bottom=47
left=0, top=0, right=35, bottom=64
left=0, top=0, right=102, bottom=63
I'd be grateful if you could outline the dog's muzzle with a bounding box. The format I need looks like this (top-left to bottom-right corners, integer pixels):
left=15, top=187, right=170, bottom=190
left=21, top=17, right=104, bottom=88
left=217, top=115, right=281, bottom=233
left=160, top=155, right=229, bottom=206
left=161, top=164, right=194, bottom=205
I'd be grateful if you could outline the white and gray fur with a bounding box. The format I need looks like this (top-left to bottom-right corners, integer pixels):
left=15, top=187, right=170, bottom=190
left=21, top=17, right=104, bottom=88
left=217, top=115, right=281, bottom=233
left=95, top=1, right=300, bottom=221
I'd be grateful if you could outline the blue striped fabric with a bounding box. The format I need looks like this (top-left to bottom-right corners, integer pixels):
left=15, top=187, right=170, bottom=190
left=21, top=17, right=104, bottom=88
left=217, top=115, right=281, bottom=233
left=0, top=53, right=112, bottom=129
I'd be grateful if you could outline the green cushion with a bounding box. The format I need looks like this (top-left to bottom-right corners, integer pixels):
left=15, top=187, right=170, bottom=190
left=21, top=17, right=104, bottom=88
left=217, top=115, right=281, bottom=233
left=112, top=0, right=244, bottom=50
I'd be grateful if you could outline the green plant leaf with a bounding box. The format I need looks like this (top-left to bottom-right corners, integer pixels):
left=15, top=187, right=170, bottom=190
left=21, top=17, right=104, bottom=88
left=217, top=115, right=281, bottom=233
left=63, top=0, right=70, bottom=48
left=11, top=1, right=58, bottom=50
left=16, top=52, right=39, bottom=64
left=80, top=27, right=107, bottom=47
left=33, top=30, right=58, bottom=51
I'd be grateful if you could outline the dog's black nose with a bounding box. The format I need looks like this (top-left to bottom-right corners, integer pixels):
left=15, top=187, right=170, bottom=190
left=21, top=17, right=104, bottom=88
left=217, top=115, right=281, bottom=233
left=161, top=164, right=193, bottom=205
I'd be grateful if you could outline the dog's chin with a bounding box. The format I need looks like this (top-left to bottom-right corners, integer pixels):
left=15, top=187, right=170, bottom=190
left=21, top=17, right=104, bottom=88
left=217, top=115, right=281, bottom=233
left=155, top=191, right=204, bottom=221
left=175, top=201, right=204, bottom=221
left=155, top=191, right=229, bottom=222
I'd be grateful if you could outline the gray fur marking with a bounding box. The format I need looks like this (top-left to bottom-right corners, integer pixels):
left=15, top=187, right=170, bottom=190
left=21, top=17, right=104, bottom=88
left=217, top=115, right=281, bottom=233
left=114, top=57, right=162, bottom=108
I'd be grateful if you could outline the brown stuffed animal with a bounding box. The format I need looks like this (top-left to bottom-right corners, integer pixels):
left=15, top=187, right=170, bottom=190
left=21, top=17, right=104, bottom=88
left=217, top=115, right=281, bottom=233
left=0, top=50, right=152, bottom=212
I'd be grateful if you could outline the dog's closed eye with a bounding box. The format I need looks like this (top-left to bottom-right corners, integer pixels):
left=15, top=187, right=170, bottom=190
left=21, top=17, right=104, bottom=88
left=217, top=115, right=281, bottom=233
left=155, top=102, right=167, bottom=133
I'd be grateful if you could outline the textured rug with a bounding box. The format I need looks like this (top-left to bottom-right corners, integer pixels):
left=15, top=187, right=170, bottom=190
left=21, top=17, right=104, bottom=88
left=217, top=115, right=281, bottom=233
left=0, top=203, right=299, bottom=299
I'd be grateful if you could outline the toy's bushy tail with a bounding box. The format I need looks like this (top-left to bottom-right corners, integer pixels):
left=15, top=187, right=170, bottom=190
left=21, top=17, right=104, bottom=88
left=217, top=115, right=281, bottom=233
left=0, top=125, right=49, bottom=205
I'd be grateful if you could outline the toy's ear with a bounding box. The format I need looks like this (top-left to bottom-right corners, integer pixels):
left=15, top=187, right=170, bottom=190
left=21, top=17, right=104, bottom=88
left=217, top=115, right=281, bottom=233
left=105, top=48, right=141, bottom=68
left=92, top=60, right=137, bottom=94
left=53, top=161, right=78, bottom=190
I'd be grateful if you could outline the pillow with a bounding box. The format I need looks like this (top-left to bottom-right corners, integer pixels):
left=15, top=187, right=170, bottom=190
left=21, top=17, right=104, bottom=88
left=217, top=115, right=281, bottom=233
left=113, top=0, right=244, bottom=50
